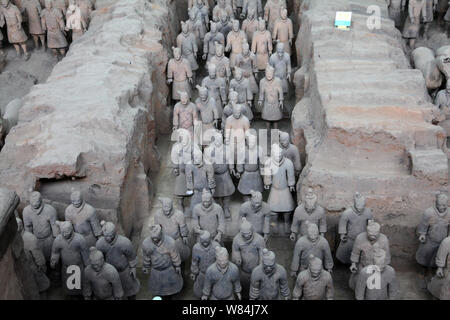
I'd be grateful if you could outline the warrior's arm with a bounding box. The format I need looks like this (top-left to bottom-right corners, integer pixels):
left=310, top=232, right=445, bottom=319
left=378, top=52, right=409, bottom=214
left=190, top=250, right=200, bottom=275
left=78, top=236, right=90, bottom=267
left=89, top=211, right=103, bottom=238
left=279, top=267, right=290, bottom=299
left=290, top=210, right=300, bottom=234
left=417, top=211, right=430, bottom=236
left=48, top=208, right=59, bottom=237
left=387, top=272, right=398, bottom=300
left=436, top=239, right=450, bottom=268
left=82, top=271, right=92, bottom=298
left=186, top=165, right=194, bottom=190
left=288, top=19, right=294, bottom=40
left=292, top=276, right=303, bottom=300
left=123, top=239, right=138, bottom=269
left=263, top=211, right=271, bottom=235
left=349, top=239, right=362, bottom=264
left=325, top=276, right=334, bottom=300
left=290, top=241, right=302, bottom=273
left=323, top=242, right=334, bottom=271
left=217, top=208, right=225, bottom=234
left=23, top=213, right=34, bottom=233
left=110, top=268, right=124, bottom=299
left=142, top=245, right=152, bottom=269
left=249, top=272, right=261, bottom=300
left=354, top=271, right=366, bottom=300
left=231, top=238, right=242, bottom=265
left=338, top=212, right=349, bottom=235
left=264, top=3, right=269, bottom=21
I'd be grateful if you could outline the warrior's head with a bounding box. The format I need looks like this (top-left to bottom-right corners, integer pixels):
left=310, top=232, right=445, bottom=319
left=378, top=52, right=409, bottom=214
left=90, top=247, right=105, bottom=272
left=232, top=19, right=240, bottom=32
left=58, top=221, right=74, bottom=240
left=215, top=246, right=229, bottom=269
left=173, top=46, right=182, bottom=61
left=199, top=230, right=212, bottom=248
left=436, top=191, right=448, bottom=213
left=276, top=42, right=285, bottom=57
left=353, top=192, right=366, bottom=213
left=265, top=64, right=275, bottom=81
left=366, top=220, right=381, bottom=243
left=305, top=188, right=318, bottom=213
left=70, top=190, right=83, bottom=208
left=258, top=18, right=266, bottom=32
left=240, top=217, right=254, bottom=241
left=262, top=249, right=276, bottom=275
left=306, top=222, right=319, bottom=243
left=149, top=224, right=163, bottom=245
left=158, top=197, right=173, bottom=217
left=250, top=190, right=263, bottom=211
left=101, top=220, right=117, bottom=244
left=234, top=67, right=243, bottom=81
left=281, top=8, right=288, bottom=20
left=30, top=191, right=43, bottom=210
left=308, top=255, right=323, bottom=280
left=201, top=188, right=213, bottom=209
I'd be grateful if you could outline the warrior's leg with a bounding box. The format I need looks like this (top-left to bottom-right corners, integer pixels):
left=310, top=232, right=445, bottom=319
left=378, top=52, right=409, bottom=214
left=176, top=196, right=185, bottom=213
left=271, top=212, right=280, bottom=235
left=283, top=212, right=291, bottom=235
left=409, top=38, right=416, bottom=48
left=60, top=48, right=66, bottom=57
left=32, top=35, right=39, bottom=49
left=13, top=44, right=21, bottom=56
left=52, top=48, right=59, bottom=58
left=39, top=35, right=46, bottom=50
left=223, top=196, right=231, bottom=220
left=265, top=121, right=271, bottom=132
left=273, top=121, right=278, bottom=130
left=424, top=23, right=430, bottom=41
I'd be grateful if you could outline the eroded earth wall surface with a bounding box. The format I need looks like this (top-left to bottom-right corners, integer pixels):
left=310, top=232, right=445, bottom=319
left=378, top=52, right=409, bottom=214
left=0, top=0, right=179, bottom=242
left=293, top=0, right=449, bottom=261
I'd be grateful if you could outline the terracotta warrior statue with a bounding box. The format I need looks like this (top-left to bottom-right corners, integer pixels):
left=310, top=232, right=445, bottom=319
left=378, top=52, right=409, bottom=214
left=173, top=91, right=198, bottom=137
left=65, top=190, right=102, bottom=248
left=259, top=64, right=284, bottom=130
left=434, top=81, right=450, bottom=145
left=154, top=197, right=190, bottom=262
left=177, top=21, right=199, bottom=81
left=242, top=0, right=263, bottom=19
left=195, top=85, right=220, bottom=145
left=203, top=22, right=225, bottom=61
left=355, top=248, right=398, bottom=300
left=0, top=12, right=4, bottom=57
left=1, top=0, right=29, bottom=59
left=263, top=144, right=295, bottom=235
left=428, top=234, right=450, bottom=298
left=142, top=224, right=183, bottom=297
left=65, top=2, right=87, bottom=42
left=422, top=0, right=436, bottom=41
left=23, top=0, right=46, bottom=50
left=50, top=221, right=90, bottom=296
left=402, top=0, right=426, bottom=48
left=191, top=230, right=220, bottom=298
left=269, top=42, right=291, bottom=96
left=76, top=0, right=93, bottom=27
left=186, top=150, right=216, bottom=216
left=232, top=217, right=266, bottom=296
left=167, top=47, right=193, bottom=103
left=217, top=10, right=233, bottom=39
left=291, top=223, right=333, bottom=278
left=336, top=192, right=373, bottom=264
left=387, top=0, right=406, bottom=28
left=83, top=247, right=124, bottom=300
left=171, top=129, right=201, bottom=213
left=349, top=221, right=391, bottom=290
left=272, top=8, right=293, bottom=55
left=235, top=42, right=259, bottom=101
left=191, top=0, right=210, bottom=41
left=204, top=132, right=235, bottom=219
left=96, top=221, right=140, bottom=299
left=242, top=8, right=258, bottom=45
left=192, top=189, right=225, bottom=244
left=16, top=217, right=50, bottom=297
left=201, top=63, right=227, bottom=116
left=222, top=90, right=253, bottom=126
left=23, top=191, right=58, bottom=262
left=41, top=0, right=68, bottom=60
left=416, top=191, right=450, bottom=279
left=224, top=102, right=251, bottom=153
left=202, top=246, right=242, bottom=300
left=53, top=0, right=68, bottom=13
left=264, top=0, right=286, bottom=33
left=230, top=67, right=253, bottom=109
left=210, top=42, right=232, bottom=87
left=239, top=190, right=272, bottom=241
left=292, top=255, right=334, bottom=300
left=234, top=134, right=265, bottom=199
left=213, top=0, right=234, bottom=22
left=279, top=131, right=301, bottom=176
left=249, top=249, right=290, bottom=300
left=188, top=0, right=210, bottom=10
left=186, top=9, right=203, bottom=51
left=252, top=18, right=273, bottom=71
left=226, top=19, right=247, bottom=68
left=290, top=188, right=326, bottom=241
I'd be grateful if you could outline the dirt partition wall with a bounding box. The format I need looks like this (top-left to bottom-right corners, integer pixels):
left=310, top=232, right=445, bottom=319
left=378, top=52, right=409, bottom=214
left=292, top=0, right=448, bottom=262
left=0, top=0, right=180, bottom=241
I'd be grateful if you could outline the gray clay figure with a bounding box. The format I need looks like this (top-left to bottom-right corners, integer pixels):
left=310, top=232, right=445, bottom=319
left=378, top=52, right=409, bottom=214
left=226, top=19, right=247, bottom=68
left=186, top=9, right=203, bottom=51
left=235, top=42, right=259, bottom=99
left=336, top=192, right=373, bottom=264
left=50, top=221, right=89, bottom=295
left=190, top=230, right=220, bottom=298
left=355, top=248, right=398, bottom=300
left=269, top=42, right=291, bottom=95
left=65, top=3, right=88, bottom=42
left=41, top=0, right=67, bottom=59
left=76, top=0, right=93, bottom=27
left=190, top=0, right=209, bottom=43
left=249, top=249, right=290, bottom=300
left=142, top=224, right=183, bottom=296
left=154, top=197, right=190, bottom=262
left=167, top=47, right=193, bottom=101
left=258, top=64, right=284, bottom=129
left=23, top=191, right=59, bottom=262
left=387, top=0, right=406, bottom=28
left=224, top=102, right=251, bottom=149
left=232, top=217, right=266, bottom=295
left=192, top=189, right=225, bottom=244
left=186, top=150, right=216, bottom=216
left=242, top=8, right=259, bottom=44
left=1, top=0, right=29, bottom=59
left=427, top=235, right=450, bottom=298
left=242, top=0, right=263, bottom=19
left=416, top=192, right=450, bottom=268
left=203, top=22, right=225, bottom=61
left=222, top=91, right=253, bottom=127
left=65, top=190, right=102, bottom=248
left=177, top=21, right=199, bottom=76
left=290, top=188, right=326, bottom=241
left=402, top=0, right=425, bottom=48
left=23, top=0, right=46, bottom=50
left=292, top=255, right=334, bottom=300
left=290, top=223, right=333, bottom=278
left=279, top=131, right=302, bottom=176
left=202, top=246, right=242, bottom=300
left=434, top=82, right=450, bottom=144
left=252, top=18, right=273, bottom=71
left=83, top=247, right=124, bottom=300
left=217, top=11, right=233, bottom=39
left=201, top=63, right=227, bottom=115
left=204, top=132, right=235, bottom=219
left=263, top=144, right=295, bottom=235
left=210, top=42, right=232, bottom=87
left=172, top=91, right=198, bottom=136
left=230, top=68, right=253, bottom=108
left=96, top=221, right=140, bottom=299
left=272, top=8, right=293, bottom=55
left=235, top=134, right=265, bottom=198
left=349, top=221, right=391, bottom=290
left=17, top=217, right=51, bottom=295
left=213, top=0, right=234, bottom=22
left=239, top=190, right=272, bottom=241
left=195, top=85, right=220, bottom=145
